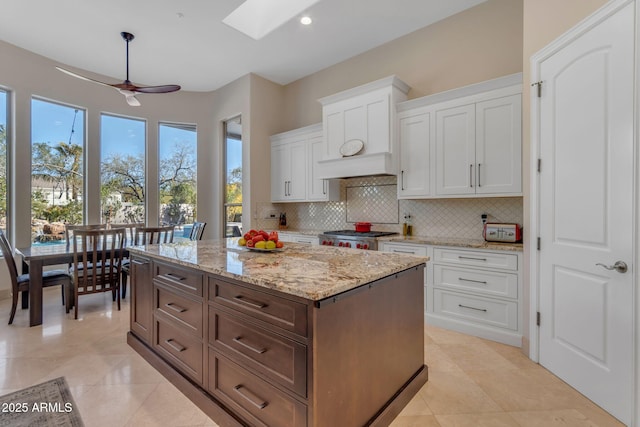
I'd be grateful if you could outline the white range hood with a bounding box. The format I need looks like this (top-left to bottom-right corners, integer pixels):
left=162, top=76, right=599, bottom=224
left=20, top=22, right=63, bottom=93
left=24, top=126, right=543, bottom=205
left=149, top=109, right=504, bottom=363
left=317, top=76, right=410, bottom=179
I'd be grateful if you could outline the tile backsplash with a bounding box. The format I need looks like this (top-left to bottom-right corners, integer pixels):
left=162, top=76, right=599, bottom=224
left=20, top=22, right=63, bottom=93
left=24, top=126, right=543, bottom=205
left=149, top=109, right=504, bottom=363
left=256, top=176, right=523, bottom=240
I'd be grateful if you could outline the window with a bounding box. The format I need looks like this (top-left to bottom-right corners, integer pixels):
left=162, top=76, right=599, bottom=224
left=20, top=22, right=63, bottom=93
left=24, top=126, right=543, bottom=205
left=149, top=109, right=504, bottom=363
left=31, top=99, right=85, bottom=244
left=159, top=122, right=197, bottom=233
left=0, top=90, right=7, bottom=234
left=100, top=114, right=146, bottom=224
left=223, top=116, right=242, bottom=237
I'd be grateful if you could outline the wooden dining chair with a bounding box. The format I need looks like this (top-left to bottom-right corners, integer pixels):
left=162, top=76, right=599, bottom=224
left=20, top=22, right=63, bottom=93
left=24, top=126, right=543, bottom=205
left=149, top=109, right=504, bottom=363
left=108, top=223, right=142, bottom=299
left=121, top=225, right=175, bottom=299
left=66, top=228, right=125, bottom=319
left=133, top=225, right=175, bottom=245
left=108, top=222, right=143, bottom=246
left=188, top=221, right=207, bottom=240
left=0, top=230, right=70, bottom=325
left=64, top=223, right=108, bottom=247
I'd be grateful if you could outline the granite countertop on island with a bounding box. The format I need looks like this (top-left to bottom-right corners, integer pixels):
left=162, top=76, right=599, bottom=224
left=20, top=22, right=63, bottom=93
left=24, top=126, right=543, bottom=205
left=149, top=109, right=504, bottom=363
left=128, top=238, right=428, bottom=301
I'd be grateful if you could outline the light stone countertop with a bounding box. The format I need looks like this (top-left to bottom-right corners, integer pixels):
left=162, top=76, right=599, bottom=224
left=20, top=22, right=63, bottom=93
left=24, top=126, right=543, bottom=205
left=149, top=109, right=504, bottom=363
left=378, top=235, right=523, bottom=252
left=278, top=229, right=523, bottom=252
left=128, top=238, right=428, bottom=301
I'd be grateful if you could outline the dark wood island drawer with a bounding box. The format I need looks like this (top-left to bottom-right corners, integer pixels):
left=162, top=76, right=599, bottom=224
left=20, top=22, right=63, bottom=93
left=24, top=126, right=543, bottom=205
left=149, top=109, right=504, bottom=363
left=210, top=278, right=308, bottom=337
left=209, top=352, right=307, bottom=427
left=154, top=262, right=203, bottom=296
left=210, top=308, right=307, bottom=397
left=154, top=318, right=203, bottom=384
left=155, top=284, right=203, bottom=337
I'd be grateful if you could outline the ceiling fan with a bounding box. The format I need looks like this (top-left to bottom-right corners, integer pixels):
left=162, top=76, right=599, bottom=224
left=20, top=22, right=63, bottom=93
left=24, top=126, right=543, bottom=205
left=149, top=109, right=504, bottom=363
left=56, top=32, right=181, bottom=106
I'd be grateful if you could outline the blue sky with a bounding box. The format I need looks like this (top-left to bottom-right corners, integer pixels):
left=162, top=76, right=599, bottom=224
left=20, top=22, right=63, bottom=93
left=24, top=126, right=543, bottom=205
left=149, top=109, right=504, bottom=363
left=9, top=96, right=241, bottom=180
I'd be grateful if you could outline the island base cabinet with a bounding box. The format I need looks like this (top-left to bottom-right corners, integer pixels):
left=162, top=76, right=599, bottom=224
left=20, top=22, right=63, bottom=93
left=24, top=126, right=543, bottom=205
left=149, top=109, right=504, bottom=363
left=208, top=352, right=307, bottom=427
left=130, top=255, right=153, bottom=344
left=312, top=266, right=426, bottom=426
left=154, top=318, right=204, bottom=385
left=129, top=255, right=427, bottom=427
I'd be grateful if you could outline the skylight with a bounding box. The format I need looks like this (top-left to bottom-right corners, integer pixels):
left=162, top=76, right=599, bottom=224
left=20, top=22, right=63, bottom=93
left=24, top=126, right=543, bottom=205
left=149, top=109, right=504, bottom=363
left=223, top=0, right=321, bottom=40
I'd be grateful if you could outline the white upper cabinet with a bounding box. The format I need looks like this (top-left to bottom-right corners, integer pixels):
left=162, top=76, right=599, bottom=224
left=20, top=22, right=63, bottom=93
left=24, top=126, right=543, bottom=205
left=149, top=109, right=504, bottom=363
left=308, top=135, right=340, bottom=201
left=396, top=73, right=523, bottom=199
left=271, top=139, right=307, bottom=202
left=318, top=76, right=410, bottom=179
left=474, top=94, right=522, bottom=195
left=436, top=103, right=476, bottom=195
left=398, top=109, right=433, bottom=198
left=271, top=123, right=339, bottom=203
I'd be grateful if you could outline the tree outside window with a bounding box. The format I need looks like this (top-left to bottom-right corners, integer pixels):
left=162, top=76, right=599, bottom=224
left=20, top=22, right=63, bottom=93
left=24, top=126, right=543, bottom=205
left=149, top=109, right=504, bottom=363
left=224, top=116, right=242, bottom=237
left=100, top=114, right=145, bottom=224
left=0, top=90, right=7, bottom=233
left=159, top=123, right=197, bottom=230
left=30, top=99, right=85, bottom=243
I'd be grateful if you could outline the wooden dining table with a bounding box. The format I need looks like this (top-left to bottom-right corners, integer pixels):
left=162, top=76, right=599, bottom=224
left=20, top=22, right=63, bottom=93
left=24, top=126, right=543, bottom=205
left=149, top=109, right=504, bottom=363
left=16, top=242, right=130, bottom=327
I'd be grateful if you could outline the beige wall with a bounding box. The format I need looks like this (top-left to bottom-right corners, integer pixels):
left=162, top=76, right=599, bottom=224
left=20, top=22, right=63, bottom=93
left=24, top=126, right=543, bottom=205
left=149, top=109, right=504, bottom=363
left=206, top=74, right=250, bottom=239
left=0, top=38, right=215, bottom=295
left=520, top=0, right=608, bottom=350
left=248, top=75, right=286, bottom=226
left=282, top=0, right=523, bottom=130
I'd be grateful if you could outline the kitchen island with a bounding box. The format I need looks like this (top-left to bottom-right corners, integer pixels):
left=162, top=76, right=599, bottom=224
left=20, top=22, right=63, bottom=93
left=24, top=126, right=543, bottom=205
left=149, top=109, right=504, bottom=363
left=127, top=239, right=428, bottom=427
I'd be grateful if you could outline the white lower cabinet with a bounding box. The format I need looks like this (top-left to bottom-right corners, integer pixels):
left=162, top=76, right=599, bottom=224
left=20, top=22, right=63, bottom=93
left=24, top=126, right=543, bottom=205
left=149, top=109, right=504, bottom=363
left=430, top=247, right=522, bottom=346
left=380, top=242, right=522, bottom=347
left=278, top=232, right=319, bottom=246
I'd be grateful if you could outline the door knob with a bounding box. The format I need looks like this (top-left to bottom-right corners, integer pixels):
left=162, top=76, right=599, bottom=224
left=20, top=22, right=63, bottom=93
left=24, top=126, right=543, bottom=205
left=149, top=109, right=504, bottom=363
left=596, top=261, right=628, bottom=273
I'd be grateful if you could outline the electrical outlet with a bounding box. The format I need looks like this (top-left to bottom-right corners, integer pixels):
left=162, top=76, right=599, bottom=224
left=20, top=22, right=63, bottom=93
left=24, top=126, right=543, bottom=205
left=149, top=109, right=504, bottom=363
left=481, top=214, right=488, bottom=225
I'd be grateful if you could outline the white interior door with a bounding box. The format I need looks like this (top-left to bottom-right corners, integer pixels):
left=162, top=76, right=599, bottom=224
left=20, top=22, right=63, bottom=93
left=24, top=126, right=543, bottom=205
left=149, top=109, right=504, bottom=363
left=537, top=2, right=634, bottom=425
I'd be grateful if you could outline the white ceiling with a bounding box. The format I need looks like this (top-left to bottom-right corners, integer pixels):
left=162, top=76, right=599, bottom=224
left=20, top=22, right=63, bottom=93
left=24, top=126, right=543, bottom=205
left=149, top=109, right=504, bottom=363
left=0, top=0, right=486, bottom=92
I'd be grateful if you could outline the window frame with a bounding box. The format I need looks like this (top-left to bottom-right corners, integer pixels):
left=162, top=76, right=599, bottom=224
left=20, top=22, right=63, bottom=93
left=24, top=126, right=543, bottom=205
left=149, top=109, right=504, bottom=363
left=99, top=112, right=147, bottom=225
left=158, top=121, right=197, bottom=229
left=30, top=96, right=87, bottom=233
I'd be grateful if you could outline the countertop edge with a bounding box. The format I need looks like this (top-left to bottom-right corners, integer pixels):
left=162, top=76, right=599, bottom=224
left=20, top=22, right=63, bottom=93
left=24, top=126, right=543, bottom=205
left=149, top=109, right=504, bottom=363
left=128, top=242, right=428, bottom=301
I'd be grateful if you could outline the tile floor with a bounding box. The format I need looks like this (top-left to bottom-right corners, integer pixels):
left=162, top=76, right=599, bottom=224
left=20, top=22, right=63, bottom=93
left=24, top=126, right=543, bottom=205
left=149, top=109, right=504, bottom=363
left=0, top=287, right=625, bottom=427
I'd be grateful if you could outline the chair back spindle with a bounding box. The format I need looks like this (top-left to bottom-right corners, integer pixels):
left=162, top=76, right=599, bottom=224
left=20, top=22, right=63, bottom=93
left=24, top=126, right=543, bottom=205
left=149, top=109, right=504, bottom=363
left=133, top=225, right=175, bottom=245
left=189, top=222, right=207, bottom=241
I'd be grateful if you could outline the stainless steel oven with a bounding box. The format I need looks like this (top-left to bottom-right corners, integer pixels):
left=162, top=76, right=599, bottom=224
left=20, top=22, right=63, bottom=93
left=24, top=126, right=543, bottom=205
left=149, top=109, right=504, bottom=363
left=318, top=230, right=397, bottom=251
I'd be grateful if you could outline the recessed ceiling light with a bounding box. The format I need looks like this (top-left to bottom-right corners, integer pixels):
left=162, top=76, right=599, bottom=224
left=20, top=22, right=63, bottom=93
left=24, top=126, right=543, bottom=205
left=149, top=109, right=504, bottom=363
left=300, top=16, right=312, bottom=25
left=223, top=0, right=321, bottom=40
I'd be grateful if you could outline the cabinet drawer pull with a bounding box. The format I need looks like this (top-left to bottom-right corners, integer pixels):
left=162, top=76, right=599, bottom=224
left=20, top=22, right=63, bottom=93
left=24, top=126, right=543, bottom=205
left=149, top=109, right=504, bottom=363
left=132, top=260, right=149, bottom=266
left=165, top=273, right=186, bottom=281
left=392, top=249, right=418, bottom=254
left=165, top=338, right=186, bottom=352
left=458, top=256, right=487, bottom=262
left=458, top=277, right=488, bottom=285
left=233, top=336, right=267, bottom=354
left=233, top=385, right=268, bottom=409
left=458, top=304, right=487, bottom=312
left=165, top=302, right=187, bottom=313
left=233, top=295, right=267, bottom=309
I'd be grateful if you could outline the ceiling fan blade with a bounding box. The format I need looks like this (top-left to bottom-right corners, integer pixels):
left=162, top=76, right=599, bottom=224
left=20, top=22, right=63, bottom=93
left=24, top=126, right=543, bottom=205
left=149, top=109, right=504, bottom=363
left=55, top=66, right=112, bottom=88
left=134, top=84, right=181, bottom=94
left=56, top=32, right=180, bottom=106
left=125, top=95, right=141, bottom=107
left=118, top=89, right=141, bottom=107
